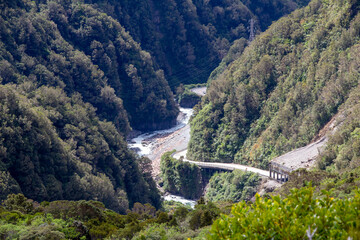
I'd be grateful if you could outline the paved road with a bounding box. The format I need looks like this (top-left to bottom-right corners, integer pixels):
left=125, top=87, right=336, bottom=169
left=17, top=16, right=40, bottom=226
left=272, top=136, right=327, bottom=171
left=173, top=150, right=269, bottom=177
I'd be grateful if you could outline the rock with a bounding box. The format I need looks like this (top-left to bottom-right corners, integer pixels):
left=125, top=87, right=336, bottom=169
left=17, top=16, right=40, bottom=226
left=179, top=94, right=201, bottom=108
left=136, top=118, right=177, bottom=131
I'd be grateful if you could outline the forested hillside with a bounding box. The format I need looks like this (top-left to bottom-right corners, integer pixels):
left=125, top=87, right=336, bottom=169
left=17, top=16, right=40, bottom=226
left=84, top=0, right=310, bottom=87
left=0, top=83, right=160, bottom=213
left=0, top=0, right=312, bottom=211
left=189, top=0, right=360, bottom=169
left=0, top=0, right=178, bottom=132
left=0, top=0, right=169, bottom=211
left=2, top=0, right=360, bottom=238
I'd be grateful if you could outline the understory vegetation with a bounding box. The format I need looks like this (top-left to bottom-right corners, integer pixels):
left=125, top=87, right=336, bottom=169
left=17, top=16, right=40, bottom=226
left=3, top=186, right=360, bottom=240
left=0, top=193, right=224, bottom=240
left=205, top=170, right=260, bottom=202
left=0, top=84, right=160, bottom=213
left=160, top=151, right=203, bottom=200
left=209, top=185, right=360, bottom=239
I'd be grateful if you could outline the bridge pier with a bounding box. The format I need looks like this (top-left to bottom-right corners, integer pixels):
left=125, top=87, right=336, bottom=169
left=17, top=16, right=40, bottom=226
left=269, top=162, right=290, bottom=183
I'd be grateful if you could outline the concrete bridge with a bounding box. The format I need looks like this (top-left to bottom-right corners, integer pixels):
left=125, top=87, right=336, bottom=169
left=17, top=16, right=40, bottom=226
left=269, top=162, right=291, bottom=183
left=173, top=149, right=311, bottom=183
left=173, top=150, right=269, bottom=178
left=269, top=136, right=328, bottom=182
left=173, top=134, right=328, bottom=183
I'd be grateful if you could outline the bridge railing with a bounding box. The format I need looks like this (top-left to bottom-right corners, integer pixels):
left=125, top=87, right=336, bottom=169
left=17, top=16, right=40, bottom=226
left=270, top=162, right=292, bottom=173
left=194, top=162, right=234, bottom=171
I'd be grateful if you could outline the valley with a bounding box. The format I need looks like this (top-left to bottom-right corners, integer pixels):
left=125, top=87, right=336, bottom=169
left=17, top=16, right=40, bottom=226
left=1, top=0, right=360, bottom=239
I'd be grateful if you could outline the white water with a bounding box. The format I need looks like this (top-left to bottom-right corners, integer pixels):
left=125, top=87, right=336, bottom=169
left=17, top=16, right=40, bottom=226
left=164, top=194, right=196, bottom=208
left=128, top=107, right=196, bottom=208
left=128, top=107, right=193, bottom=156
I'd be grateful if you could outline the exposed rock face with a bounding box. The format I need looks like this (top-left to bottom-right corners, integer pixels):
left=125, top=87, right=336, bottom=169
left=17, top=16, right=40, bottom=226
left=179, top=95, right=201, bottom=108
left=136, top=118, right=178, bottom=131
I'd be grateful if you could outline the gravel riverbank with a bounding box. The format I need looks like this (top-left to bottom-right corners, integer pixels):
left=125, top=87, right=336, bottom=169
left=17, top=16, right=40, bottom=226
left=147, top=124, right=190, bottom=176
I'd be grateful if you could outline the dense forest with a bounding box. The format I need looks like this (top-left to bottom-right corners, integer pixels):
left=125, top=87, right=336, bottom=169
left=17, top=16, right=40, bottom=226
left=0, top=0, right=312, bottom=213
left=83, top=0, right=310, bottom=87
left=1, top=186, right=359, bottom=239
left=0, top=0, right=178, bottom=132
left=2, top=0, right=360, bottom=238
left=189, top=0, right=360, bottom=170
left=0, top=193, right=226, bottom=239
left=0, top=83, right=160, bottom=213
left=0, top=0, right=172, bottom=212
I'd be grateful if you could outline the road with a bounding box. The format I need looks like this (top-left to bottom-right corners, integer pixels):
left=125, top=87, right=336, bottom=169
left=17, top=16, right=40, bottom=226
left=173, top=150, right=269, bottom=177
left=272, top=136, right=327, bottom=170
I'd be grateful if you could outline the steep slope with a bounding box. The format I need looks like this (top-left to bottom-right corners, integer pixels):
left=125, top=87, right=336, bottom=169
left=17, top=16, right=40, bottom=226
left=84, top=0, right=310, bottom=87
left=0, top=0, right=311, bottom=211
left=0, top=84, right=160, bottom=213
left=0, top=0, right=178, bottom=132
left=318, top=84, right=360, bottom=172
left=0, top=1, right=169, bottom=212
left=188, top=0, right=360, bottom=169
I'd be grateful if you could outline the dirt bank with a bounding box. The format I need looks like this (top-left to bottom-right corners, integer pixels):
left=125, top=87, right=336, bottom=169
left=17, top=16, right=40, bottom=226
left=190, top=87, right=207, bottom=96
left=271, top=112, right=343, bottom=171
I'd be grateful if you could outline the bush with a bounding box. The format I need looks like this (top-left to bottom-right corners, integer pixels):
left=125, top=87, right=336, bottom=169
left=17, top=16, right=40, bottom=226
left=209, top=186, right=360, bottom=239
left=205, top=170, right=260, bottom=202
left=160, top=151, right=203, bottom=199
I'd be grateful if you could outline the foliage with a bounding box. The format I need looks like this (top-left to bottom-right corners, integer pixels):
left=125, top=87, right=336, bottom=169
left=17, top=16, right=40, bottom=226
left=189, top=200, right=221, bottom=231
left=278, top=167, right=360, bottom=200
left=209, top=186, right=360, bottom=239
left=208, top=38, right=248, bottom=83
left=2, top=194, right=36, bottom=214
left=160, top=151, right=203, bottom=199
left=0, top=0, right=178, bottom=132
left=0, top=84, right=160, bottom=212
left=0, top=0, right=312, bottom=215
left=189, top=0, right=360, bottom=169
left=132, top=199, right=222, bottom=239
left=0, top=194, right=224, bottom=240
left=162, top=200, right=192, bottom=214
left=84, top=0, right=308, bottom=88
left=176, top=87, right=201, bottom=108
left=0, top=0, right=183, bottom=212
left=0, top=194, right=181, bottom=240
left=318, top=87, right=360, bottom=172
left=205, top=170, right=260, bottom=202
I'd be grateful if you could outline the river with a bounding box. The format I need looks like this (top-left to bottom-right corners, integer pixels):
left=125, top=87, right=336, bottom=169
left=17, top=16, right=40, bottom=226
left=128, top=107, right=193, bottom=156
left=128, top=107, right=196, bottom=208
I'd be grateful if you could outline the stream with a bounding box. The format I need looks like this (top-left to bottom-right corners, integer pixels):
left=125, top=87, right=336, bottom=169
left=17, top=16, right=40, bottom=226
left=128, top=107, right=196, bottom=208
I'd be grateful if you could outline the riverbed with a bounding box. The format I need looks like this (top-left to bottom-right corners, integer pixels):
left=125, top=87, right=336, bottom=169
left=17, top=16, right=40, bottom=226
left=128, top=107, right=196, bottom=207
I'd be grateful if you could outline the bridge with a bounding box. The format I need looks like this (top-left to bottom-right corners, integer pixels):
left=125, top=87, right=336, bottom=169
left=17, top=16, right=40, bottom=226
left=269, top=136, right=328, bottom=182
left=172, top=135, right=328, bottom=183
left=172, top=136, right=328, bottom=182
left=167, top=99, right=339, bottom=183
left=172, top=150, right=308, bottom=183
left=173, top=150, right=269, bottom=178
